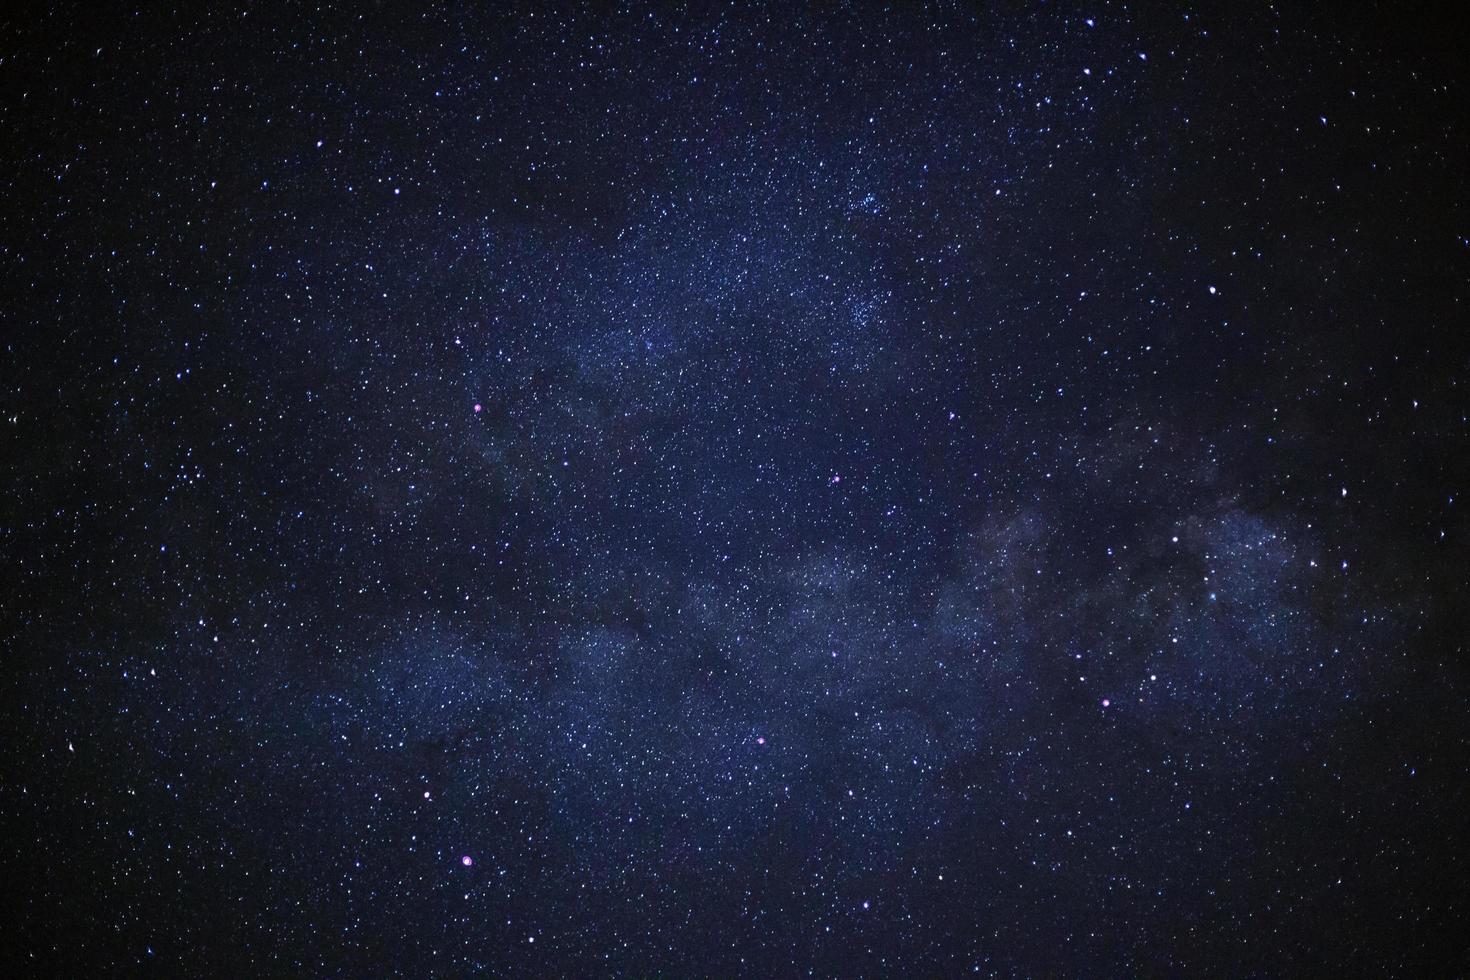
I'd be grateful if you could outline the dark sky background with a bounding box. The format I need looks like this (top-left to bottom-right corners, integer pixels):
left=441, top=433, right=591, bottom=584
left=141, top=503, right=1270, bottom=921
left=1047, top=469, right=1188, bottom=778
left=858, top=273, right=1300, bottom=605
left=3, top=2, right=1468, bottom=976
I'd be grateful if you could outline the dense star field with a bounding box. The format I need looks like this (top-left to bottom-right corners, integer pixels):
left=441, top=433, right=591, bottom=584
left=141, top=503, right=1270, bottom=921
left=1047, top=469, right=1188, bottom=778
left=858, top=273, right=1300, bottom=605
left=3, top=3, right=1468, bottom=975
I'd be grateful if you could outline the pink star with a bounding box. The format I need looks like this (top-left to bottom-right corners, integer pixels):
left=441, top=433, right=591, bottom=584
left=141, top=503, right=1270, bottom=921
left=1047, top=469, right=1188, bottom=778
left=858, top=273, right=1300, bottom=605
left=756, top=736, right=766, bottom=746
left=461, top=855, right=474, bottom=867
left=1101, top=698, right=1111, bottom=708
left=473, top=403, right=483, bottom=414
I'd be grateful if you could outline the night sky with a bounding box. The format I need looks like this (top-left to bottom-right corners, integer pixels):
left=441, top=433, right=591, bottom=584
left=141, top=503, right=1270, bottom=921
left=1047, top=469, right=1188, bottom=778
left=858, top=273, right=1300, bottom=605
left=4, top=3, right=1469, bottom=976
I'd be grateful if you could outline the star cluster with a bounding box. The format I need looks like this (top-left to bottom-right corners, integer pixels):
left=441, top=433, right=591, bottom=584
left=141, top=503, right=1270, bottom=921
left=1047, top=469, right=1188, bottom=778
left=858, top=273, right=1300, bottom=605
left=3, top=3, right=1468, bottom=975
